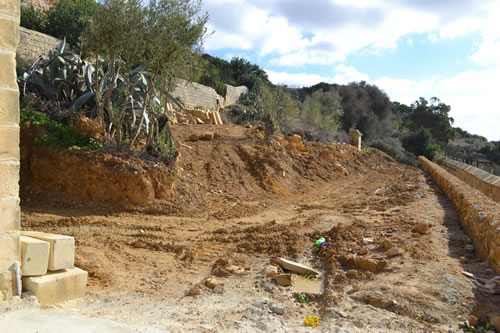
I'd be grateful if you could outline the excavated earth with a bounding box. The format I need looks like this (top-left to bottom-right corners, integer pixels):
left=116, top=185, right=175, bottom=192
left=3, top=123, right=499, bottom=332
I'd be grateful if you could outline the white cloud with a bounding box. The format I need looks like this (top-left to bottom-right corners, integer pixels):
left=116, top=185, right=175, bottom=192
left=374, top=68, right=500, bottom=141
left=203, top=0, right=499, bottom=66
left=333, top=65, right=369, bottom=84
left=265, top=70, right=332, bottom=87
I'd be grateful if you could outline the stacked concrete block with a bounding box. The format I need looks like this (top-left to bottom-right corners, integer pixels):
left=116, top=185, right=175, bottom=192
left=19, top=231, right=87, bottom=304
left=20, top=236, right=49, bottom=276
left=21, top=231, right=75, bottom=270
left=0, top=0, right=21, bottom=302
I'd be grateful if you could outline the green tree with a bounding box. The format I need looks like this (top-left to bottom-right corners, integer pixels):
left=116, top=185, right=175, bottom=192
left=404, top=97, right=455, bottom=146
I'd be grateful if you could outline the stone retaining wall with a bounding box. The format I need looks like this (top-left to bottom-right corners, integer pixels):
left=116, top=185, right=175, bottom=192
left=420, top=156, right=500, bottom=274
left=438, top=157, right=500, bottom=202
left=172, top=79, right=247, bottom=111
left=18, top=27, right=61, bottom=61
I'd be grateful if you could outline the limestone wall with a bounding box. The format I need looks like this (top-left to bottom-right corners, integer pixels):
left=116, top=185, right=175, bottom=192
left=172, top=79, right=247, bottom=111
left=18, top=27, right=62, bottom=61
left=419, top=157, right=500, bottom=274
left=438, top=157, right=500, bottom=202
left=0, top=0, right=21, bottom=301
left=223, top=84, right=248, bottom=105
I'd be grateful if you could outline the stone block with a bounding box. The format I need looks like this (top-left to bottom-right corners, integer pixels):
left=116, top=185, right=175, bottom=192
left=0, top=161, right=19, bottom=197
left=0, top=197, right=20, bottom=232
left=0, top=16, right=19, bottom=52
left=277, top=258, right=320, bottom=276
left=0, top=88, right=19, bottom=123
left=21, top=231, right=74, bottom=271
left=0, top=270, right=17, bottom=301
left=22, top=267, right=88, bottom=305
left=0, top=124, right=19, bottom=160
left=0, top=231, right=20, bottom=271
left=0, top=52, right=17, bottom=89
left=21, top=236, right=50, bottom=276
left=0, top=0, right=20, bottom=17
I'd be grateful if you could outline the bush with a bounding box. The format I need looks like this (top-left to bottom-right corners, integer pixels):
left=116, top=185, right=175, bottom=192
left=20, top=0, right=96, bottom=49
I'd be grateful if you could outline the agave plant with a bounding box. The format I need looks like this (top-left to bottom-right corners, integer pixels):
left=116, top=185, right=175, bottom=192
left=18, top=39, right=181, bottom=159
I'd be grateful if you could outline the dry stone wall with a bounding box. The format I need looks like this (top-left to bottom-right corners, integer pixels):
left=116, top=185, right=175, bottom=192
left=0, top=0, right=21, bottom=301
left=420, top=157, right=500, bottom=274
left=438, top=157, right=500, bottom=202
left=18, top=27, right=62, bottom=61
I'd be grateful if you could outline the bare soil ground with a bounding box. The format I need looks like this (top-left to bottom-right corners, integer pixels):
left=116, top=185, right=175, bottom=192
left=12, top=124, right=500, bottom=332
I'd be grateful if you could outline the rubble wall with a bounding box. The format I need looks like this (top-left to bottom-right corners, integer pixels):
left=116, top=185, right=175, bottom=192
left=420, top=157, right=500, bottom=274
left=18, top=27, right=61, bottom=61
left=438, top=157, right=500, bottom=202
left=0, top=0, right=21, bottom=301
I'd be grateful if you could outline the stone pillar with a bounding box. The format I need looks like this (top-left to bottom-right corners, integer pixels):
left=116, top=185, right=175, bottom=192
left=0, top=0, right=21, bottom=301
left=348, top=128, right=363, bottom=151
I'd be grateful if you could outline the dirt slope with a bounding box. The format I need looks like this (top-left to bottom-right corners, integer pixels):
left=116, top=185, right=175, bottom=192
left=17, top=123, right=500, bottom=332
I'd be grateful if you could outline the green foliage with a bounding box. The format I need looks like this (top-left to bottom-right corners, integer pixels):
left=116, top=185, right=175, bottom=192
left=20, top=0, right=96, bottom=50
left=21, top=109, right=102, bottom=150
left=404, top=97, right=455, bottom=146
left=21, top=6, right=46, bottom=31
left=458, top=317, right=498, bottom=332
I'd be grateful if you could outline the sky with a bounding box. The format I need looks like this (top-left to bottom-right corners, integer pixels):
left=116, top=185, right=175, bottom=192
left=201, top=0, right=500, bottom=141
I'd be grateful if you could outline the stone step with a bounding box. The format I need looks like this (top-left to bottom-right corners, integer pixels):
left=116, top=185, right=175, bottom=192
left=20, top=231, right=74, bottom=271
left=20, top=236, right=49, bottom=276
left=22, top=267, right=88, bottom=305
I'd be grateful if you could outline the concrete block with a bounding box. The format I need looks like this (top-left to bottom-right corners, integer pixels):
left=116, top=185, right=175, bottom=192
left=22, top=267, right=88, bottom=305
left=277, top=258, right=321, bottom=276
left=0, top=161, right=19, bottom=197
left=21, top=231, right=74, bottom=271
left=0, top=270, right=17, bottom=301
left=0, top=197, right=20, bottom=232
left=0, top=52, right=17, bottom=89
left=21, top=236, right=50, bottom=276
left=0, top=124, right=19, bottom=160
left=0, top=230, right=20, bottom=271
left=0, top=88, right=19, bottom=123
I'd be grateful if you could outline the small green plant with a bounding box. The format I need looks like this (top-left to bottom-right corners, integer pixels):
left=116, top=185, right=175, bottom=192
left=303, top=271, right=319, bottom=280
left=21, top=109, right=102, bottom=151
left=458, top=317, right=498, bottom=332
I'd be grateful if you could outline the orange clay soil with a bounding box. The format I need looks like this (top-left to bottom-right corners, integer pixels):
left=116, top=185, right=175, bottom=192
left=18, top=123, right=499, bottom=332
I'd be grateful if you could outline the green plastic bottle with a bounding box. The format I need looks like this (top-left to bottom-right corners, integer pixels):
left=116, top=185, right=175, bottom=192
left=315, top=237, right=326, bottom=246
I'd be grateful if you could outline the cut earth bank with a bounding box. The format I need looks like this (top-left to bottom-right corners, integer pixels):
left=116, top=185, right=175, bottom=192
left=2, top=123, right=499, bottom=332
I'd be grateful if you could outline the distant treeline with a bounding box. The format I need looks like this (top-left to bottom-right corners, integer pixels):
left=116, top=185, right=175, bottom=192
left=199, top=54, right=473, bottom=166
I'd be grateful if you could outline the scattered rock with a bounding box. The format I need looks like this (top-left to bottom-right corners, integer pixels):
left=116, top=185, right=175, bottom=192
left=460, top=256, right=468, bottom=263
left=352, top=284, right=361, bottom=292
left=346, top=270, right=359, bottom=279
left=326, top=307, right=347, bottom=318
left=382, top=239, right=394, bottom=249
left=358, top=247, right=369, bottom=255
left=200, top=132, right=215, bottom=140
left=286, top=134, right=302, bottom=144
left=285, top=142, right=296, bottom=151
left=188, top=286, right=201, bottom=296
left=188, top=133, right=199, bottom=141
left=414, top=223, right=429, bottom=235
left=273, top=274, right=292, bottom=287
left=468, top=315, right=478, bottom=327
left=387, top=248, right=401, bottom=257
left=205, top=278, right=224, bottom=289
left=367, top=295, right=397, bottom=309
left=264, top=283, right=276, bottom=293
left=261, top=265, right=278, bottom=278
left=357, top=258, right=377, bottom=272
left=213, top=285, right=224, bottom=295
left=270, top=303, right=287, bottom=315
